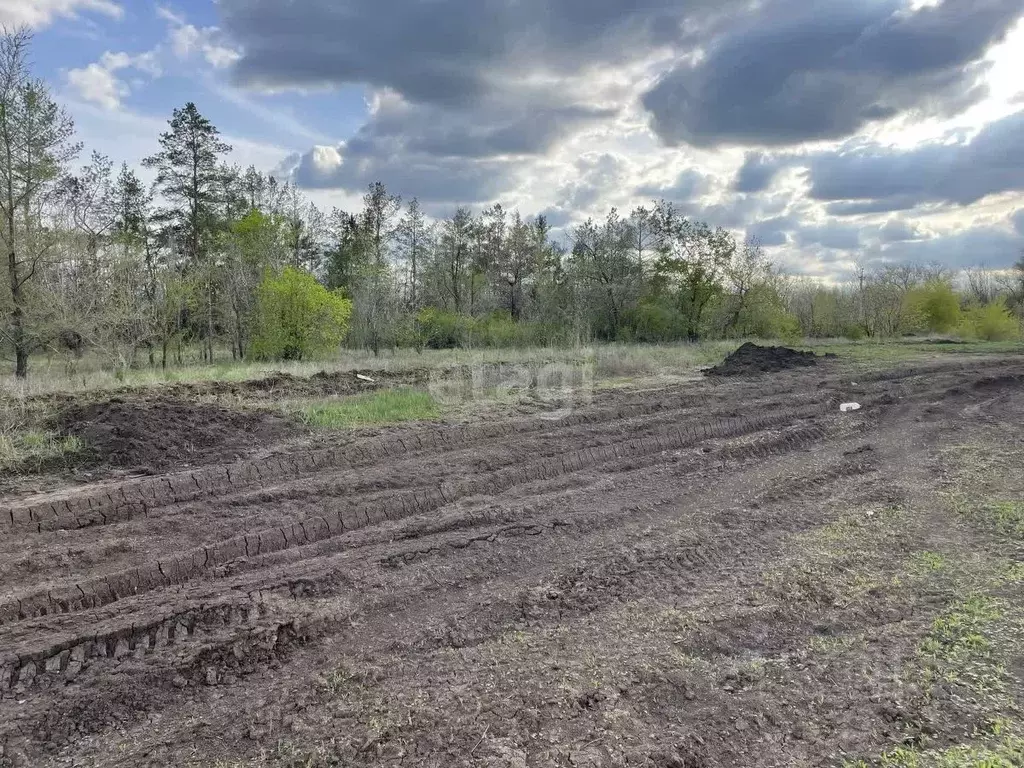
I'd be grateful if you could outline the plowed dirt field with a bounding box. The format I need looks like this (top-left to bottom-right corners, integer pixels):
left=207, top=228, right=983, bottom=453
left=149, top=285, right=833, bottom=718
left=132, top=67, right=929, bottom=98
left=3, top=353, right=1024, bottom=767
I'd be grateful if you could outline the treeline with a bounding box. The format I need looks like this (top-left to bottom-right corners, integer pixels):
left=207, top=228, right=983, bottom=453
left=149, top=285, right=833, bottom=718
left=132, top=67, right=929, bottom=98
left=1, top=31, right=1023, bottom=379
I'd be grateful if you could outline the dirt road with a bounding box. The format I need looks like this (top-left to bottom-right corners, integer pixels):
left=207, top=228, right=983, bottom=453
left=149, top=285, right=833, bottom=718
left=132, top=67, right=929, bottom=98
left=2, top=354, right=1023, bottom=767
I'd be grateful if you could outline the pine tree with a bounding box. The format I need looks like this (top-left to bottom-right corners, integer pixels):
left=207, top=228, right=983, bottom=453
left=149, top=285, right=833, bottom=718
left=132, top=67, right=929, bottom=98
left=142, top=102, right=231, bottom=270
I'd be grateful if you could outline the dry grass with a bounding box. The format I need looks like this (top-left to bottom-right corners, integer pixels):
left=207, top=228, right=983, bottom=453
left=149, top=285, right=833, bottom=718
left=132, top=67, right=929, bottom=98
left=1, top=338, right=1019, bottom=400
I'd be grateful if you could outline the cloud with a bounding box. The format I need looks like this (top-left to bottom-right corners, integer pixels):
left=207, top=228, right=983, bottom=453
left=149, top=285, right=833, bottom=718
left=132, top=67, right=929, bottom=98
left=65, top=50, right=159, bottom=109
left=159, top=5, right=239, bottom=69
left=795, top=221, right=862, bottom=250
left=636, top=168, right=711, bottom=201
left=746, top=215, right=795, bottom=247
left=285, top=81, right=622, bottom=205
left=878, top=218, right=924, bottom=243
left=288, top=137, right=518, bottom=206
left=734, top=152, right=783, bottom=193
left=364, top=89, right=616, bottom=160
left=210, top=0, right=1023, bottom=283
left=219, top=0, right=704, bottom=103
left=825, top=199, right=921, bottom=216
left=0, top=0, right=121, bottom=28
left=876, top=224, right=1024, bottom=268
left=1012, top=209, right=1024, bottom=236
left=642, top=0, right=1023, bottom=147
left=805, top=108, right=1024, bottom=210
left=554, top=153, right=631, bottom=213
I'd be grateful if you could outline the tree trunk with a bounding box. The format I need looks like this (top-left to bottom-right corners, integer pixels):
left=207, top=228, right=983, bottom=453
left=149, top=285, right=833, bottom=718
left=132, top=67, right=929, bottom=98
left=8, top=246, right=27, bottom=378
left=14, top=330, right=28, bottom=378
left=207, top=281, right=215, bottom=364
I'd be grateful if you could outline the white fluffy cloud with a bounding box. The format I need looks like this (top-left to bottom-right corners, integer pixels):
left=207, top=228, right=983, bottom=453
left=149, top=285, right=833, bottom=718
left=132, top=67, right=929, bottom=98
left=0, top=0, right=120, bottom=28
left=65, top=50, right=160, bottom=109
left=158, top=6, right=239, bottom=69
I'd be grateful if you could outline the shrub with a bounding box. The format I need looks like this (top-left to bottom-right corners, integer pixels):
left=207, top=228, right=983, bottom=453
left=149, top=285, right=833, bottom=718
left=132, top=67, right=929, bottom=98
left=623, top=301, right=684, bottom=343
left=472, top=312, right=520, bottom=348
left=251, top=267, right=353, bottom=360
left=906, top=281, right=961, bottom=333
left=958, top=301, right=1021, bottom=342
left=415, top=308, right=472, bottom=349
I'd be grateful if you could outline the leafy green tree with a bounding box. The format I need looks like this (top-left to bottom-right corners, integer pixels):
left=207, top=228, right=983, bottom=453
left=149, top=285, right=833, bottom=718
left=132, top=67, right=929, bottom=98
left=223, top=208, right=284, bottom=358
left=251, top=266, right=353, bottom=360
left=652, top=204, right=735, bottom=341
left=570, top=209, right=638, bottom=340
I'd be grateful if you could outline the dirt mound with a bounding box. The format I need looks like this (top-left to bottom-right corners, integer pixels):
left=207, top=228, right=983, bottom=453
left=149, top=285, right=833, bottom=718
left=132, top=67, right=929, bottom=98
left=54, top=397, right=299, bottom=471
left=158, top=369, right=421, bottom=400
left=706, top=342, right=834, bottom=377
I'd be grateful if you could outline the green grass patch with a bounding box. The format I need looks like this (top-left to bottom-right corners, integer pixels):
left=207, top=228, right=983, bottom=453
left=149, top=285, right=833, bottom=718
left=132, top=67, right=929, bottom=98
left=962, top=501, right=1024, bottom=540
left=297, top=388, right=441, bottom=428
left=0, top=428, right=84, bottom=473
left=845, top=732, right=1024, bottom=767
left=920, top=595, right=1003, bottom=666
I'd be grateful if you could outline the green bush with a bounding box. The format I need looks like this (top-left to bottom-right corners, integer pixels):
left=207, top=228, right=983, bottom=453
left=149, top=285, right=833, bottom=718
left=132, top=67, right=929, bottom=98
left=906, top=281, right=961, bottom=333
left=623, top=301, right=684, bottom=342
left=958, top=301, right=1021, bottom=342
left=768, top=309, right=803, bottom=343
left=251, top=267, right=353, bottom=360
left=472, top=312, right=520, bottom=347
left=415, top=308, right=472, bottom=349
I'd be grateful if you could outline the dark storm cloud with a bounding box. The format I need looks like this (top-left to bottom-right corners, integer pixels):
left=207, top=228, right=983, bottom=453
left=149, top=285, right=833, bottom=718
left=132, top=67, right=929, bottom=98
left=219, top=0, right=701, bottom=200
left=746, top=215, right=796, bottom=247
left=825, top=199, right=922, bottom=217
left=734, top=152, right=783, bottom=193
left=292, top=140, right=516, bottom=205
left=219, top=0, right=699, bottom=105
left=806, top=109, right=1024, bottom=209
left=642, top=0, right=1023, bottom=147
left=879, top=226, right=1024, bottom=269
left=878, top=219, right=922, bottom=243
left=636, top=169, right=711, bottom=201
left=288, top=92, right=617, bottom=203
left=795, top=222, right=862, bottom=250
left=365, top=97, right=617, bottom=159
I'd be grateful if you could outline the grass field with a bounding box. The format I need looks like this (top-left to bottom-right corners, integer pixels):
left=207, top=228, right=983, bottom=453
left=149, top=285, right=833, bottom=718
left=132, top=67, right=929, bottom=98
left=3, top=337, right=1020, bottom=398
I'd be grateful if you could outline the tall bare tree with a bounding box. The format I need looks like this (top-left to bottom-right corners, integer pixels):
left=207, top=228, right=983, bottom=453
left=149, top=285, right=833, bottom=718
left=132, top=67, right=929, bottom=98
left=397, top=197, right=428, bottom=309
left=0, top=28, right=80, bottom=377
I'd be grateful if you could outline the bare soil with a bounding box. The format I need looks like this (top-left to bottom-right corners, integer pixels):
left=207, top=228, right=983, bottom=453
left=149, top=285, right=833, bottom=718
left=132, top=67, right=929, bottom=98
left=53, top=397, right=300, bottom=472
left=1, top=352, right=1023, bottom=767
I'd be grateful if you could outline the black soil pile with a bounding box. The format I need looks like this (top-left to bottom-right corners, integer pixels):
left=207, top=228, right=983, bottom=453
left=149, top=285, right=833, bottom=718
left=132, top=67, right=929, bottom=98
left=54, top=397, right=299, bottom=471
left=706, top=342, right=835, bottom=377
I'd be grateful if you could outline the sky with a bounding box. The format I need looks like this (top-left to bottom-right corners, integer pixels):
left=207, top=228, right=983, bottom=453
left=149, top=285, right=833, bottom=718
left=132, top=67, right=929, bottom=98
left=3, top=0, right=1024, bottom=280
